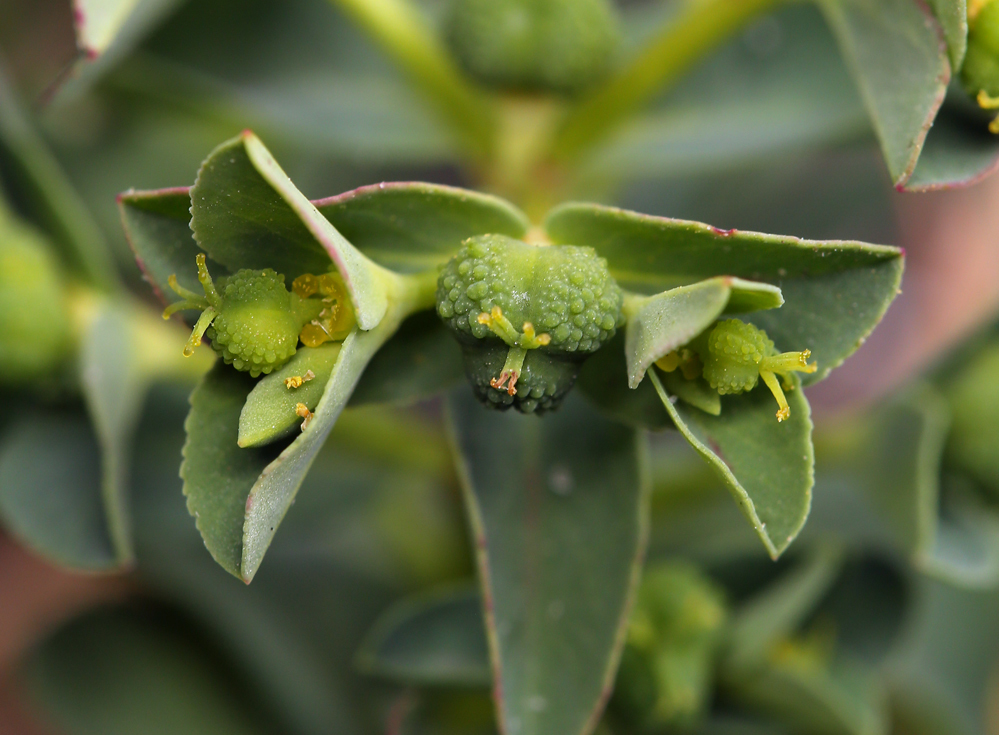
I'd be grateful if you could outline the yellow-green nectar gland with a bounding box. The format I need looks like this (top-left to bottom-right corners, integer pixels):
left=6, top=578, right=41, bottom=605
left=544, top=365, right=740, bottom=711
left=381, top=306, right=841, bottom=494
left=476, top=305, right=551, bottom=395
left=978, top=91, right=999, bottom=134
left=290, top=272, right=355, bottom=346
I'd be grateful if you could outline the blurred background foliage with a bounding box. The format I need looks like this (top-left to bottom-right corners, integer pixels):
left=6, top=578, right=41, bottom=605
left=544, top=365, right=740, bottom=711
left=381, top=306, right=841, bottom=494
left=2, top=0, right=999, bottom=734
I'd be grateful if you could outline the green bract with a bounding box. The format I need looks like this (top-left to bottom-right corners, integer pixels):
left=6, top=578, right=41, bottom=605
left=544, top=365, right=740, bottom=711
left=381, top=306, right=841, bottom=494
left=444, top=0, right=620, bottom=94
left=436, top=234, right=624, bottom=413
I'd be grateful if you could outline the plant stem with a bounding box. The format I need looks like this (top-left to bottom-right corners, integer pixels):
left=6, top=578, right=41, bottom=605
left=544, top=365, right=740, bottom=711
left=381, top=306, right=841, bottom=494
left=327, top=0, right=496, bottom=163
left=548, top=0, right=787, bottom=163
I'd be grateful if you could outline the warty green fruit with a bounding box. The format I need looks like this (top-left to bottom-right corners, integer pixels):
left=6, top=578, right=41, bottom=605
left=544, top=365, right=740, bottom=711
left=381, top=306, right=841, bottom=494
left=436, top=234, right=624, bottom=414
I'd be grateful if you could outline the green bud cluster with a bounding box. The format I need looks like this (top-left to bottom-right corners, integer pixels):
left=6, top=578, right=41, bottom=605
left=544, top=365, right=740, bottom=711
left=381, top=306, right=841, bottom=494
left=444, top=0, right=621, bottom=94
left=613, top=563, right=728, bottom=730
left=962, top=0, right=999, bottom=132
left=0, top=219, right=71, bottom=384
left=436, top=234, right=623, bottom=413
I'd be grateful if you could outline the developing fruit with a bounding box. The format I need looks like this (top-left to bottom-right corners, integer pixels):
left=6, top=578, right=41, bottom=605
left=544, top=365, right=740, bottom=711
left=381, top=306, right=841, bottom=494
left=445, top=0, right=621, bottom=94
left=164, top=254, right=354, bottom=377
left=656, top=319, right=816, bottom=422
left=962, top=0, right=999, bottom=132
left=436, top=234, right=623, bottom=413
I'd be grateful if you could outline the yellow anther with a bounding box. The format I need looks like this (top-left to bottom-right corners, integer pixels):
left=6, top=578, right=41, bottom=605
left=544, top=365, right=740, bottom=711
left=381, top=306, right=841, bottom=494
left=284, top=370, right=315, bottom=389
left=656, top=351, right=681, bottom=372
left=292, top=273, right=319, bottom=298
left=295, top=402, right=314, bottom=431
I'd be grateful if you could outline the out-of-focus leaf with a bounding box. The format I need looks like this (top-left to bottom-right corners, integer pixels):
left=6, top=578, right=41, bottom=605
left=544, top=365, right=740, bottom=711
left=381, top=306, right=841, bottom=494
left=624, top=277, right=782, bottom=389
left=0, top=66, right=116, bottom=290
left=863, top=385, right=999, bottom=587
left=725, top=655, right=887, bottom=735
left=396, top=691, right=499, bottom=735
left=314, top=182, right=529, bottom=274
left=725, top=544, right=845, bottom=670
left=447, top=391, right=649, bottom=735
left=0, top=411, right=117, bottom=571
left=189, top=131, right=388, bottom=329
left=926, top=0, right=968, bottom=71
left=545, top=203, right=903, bottom=385
left=943, top=341, right=999, bottom=493
left=350, top=310, right=465, bottom=406
left=904, top=93, right=999, bottom=191
left=651, top=371, right=814, bottom=559
left=23, top=605, right=274, bottom=735
left=356, top=586, right=490, bottom=687
left=585, top=5, right=868, bottom=181
left=818, top=0, right=949, bottom=188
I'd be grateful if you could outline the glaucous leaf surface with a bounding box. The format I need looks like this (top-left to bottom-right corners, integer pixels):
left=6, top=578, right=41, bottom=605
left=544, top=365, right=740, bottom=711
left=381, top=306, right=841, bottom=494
left=545, top=203, right=903, bottom=384
left=818, top=0, right=949, bottom=189
left=24, top=605, right=274, bottom=735
left=447, top=391, right=649, bottom=735
left=0, top=411, right=117, bottom=570
left=313, top=182, right=529, bottom=274
left=926, top=0, right=968, bottom=69
left=189, top=131, right=388, bottom=329
left=624, top=277, right=782, bottom=389
left=356, top=586, right=491, bottom=687
left=651, top=371, right=813, bottom=559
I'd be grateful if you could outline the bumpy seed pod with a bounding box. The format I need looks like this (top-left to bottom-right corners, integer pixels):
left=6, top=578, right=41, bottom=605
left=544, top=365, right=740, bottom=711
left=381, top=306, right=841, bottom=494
left=0, top=221, right=71, bottom=383
left=437, top=234, right=623, bottom=414
left=164, top=255, right=354, bottom=378
left=963, top=0, right=999, bottom=132
left=660, top=319, right=815, bottom=422
left=445, top=0, right=621, bottom=94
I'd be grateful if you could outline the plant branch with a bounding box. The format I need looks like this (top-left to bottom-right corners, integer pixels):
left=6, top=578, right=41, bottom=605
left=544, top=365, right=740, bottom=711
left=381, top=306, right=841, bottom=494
left=328, top=0, right=496, bottom=163
left=548, top=0, right=788, bottom=163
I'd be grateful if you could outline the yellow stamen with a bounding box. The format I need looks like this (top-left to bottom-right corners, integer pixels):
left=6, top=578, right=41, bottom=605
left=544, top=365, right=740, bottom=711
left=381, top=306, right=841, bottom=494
left=758, top=350, right=816, bottom=421
left=295, top=402, right=314, bottom=431
left=284, top=370, right=315, bottom=389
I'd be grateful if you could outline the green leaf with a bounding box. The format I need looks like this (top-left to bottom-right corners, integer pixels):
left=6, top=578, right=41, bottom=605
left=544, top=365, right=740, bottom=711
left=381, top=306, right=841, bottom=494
left=650, top=371, right=813, bottom=559
left=903, top=95, right=999, bottom=191
left=818, top=0, right=950, bottom=188
left=0, top=411, right=117, bottom=571
left=73, top=0, right=183, bottom=57
left=724, top=656, right=888, bottom=735
left=237, top=344, right=343, bottom=448
left=182, top=364, right=282, bottom=578
left=79, top=299, right=150, bottom=564
left=314, top=182, right=529, bottom=273
left=725, top=544, right=846, bottom=671
left=926, top=0, right=968, bottom=71
left=447, top=390, right=650, bottom=735
left=24, top=605, right=273, bottom=735
left=119, top=187, right=221, bottom=302
left=0, top=66, right=116, bottom=290
left=545, top=203, right=903, bottom=384
left=862, top=385, right=999, bottom=588
left=350, top=310, right=465, bottom=406
left=624, top=277, right=783, bottom=389
left=356, top=586, right=491, bottom=687
left=190, top=131, right=388, bottom=330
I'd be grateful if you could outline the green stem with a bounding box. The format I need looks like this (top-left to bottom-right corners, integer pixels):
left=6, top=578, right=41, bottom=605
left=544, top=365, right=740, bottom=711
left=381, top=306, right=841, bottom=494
left=548, top=0, right=787, bottom=163
left=327, top=0, right=497, bottom=163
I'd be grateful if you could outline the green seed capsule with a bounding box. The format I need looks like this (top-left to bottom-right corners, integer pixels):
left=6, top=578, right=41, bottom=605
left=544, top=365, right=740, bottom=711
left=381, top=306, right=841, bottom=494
left=436, top=234, right=623, bottom=413
left=962, top=0, right=999, bottom=132
left=0, top=218, right=71, bottom=384
left=164, top=255, right=354, bottom=378
left=445, top=0, right=621, bottom=94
